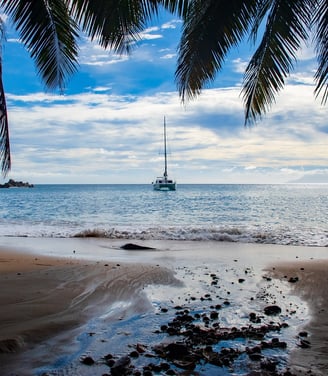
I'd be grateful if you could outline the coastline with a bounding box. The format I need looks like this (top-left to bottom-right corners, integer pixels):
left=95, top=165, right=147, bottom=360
left=0, top=238, right=327, bottom=375
left=269, top=260, right=328, bottom=374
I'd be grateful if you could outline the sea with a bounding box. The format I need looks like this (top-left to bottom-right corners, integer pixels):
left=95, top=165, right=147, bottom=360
left=0, top=183, right=327, bottom=247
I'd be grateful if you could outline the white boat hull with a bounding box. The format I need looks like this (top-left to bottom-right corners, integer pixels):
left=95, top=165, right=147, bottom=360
left=153, top=178, right=176, bottom=191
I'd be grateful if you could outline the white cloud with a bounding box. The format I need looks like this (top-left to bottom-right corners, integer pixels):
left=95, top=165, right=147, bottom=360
left=160, top=53, right=176, bottom=59
left=140, top=26, right=163, bottom=40
left=232, top=58, right=248, bottom=74
left=5, top=79, right=328, bottom=184
left=161, top=20, right=182, bottom=29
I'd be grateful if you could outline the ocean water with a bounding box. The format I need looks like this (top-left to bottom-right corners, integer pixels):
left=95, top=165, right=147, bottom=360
left=0, top=183, right=327, bottom=246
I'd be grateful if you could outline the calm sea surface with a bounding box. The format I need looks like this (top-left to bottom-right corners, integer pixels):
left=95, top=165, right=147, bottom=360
left=0, top=184, right=327, bottom=246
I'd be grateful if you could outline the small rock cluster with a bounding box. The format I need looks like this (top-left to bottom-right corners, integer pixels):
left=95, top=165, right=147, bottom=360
left=79, top=301, right=302, bottom=375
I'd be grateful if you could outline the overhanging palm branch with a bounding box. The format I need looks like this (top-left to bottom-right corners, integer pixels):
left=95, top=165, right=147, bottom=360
left=0, top=21, right=10, bottom=176
left=242, top=0, right=313, bottom=125
left=1, top=0, right=79, bottom=91
left=313, top=0, right=328, bottom=104
left=175, top=0, right=259, bottom=101
left=70, top=0, right=163, bottom=53
left=0, top=0, right=80, bottom=175
left=69, top=0, right=190, bottom=53
left=159, top=0, right=190, bottom=16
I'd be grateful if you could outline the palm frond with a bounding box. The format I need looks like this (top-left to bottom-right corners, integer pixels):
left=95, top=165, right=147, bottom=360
left=313, top=0, right=328, bottom=104
left=1, top=0, right=79, bottom=91
left=175, top=0, right=258, bottom=102
left=159, top=0, right=191, bottom=17
left=0, top=20, right=10, bottom=176
left=249, top=0, right=271, bottom=44
left=70, top=0, right=160, bottom=53
left=242, top=0, right=313, bottom=125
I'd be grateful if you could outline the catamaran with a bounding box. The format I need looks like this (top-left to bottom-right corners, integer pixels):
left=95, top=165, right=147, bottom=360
left=152, top=117, right=176, bottom=191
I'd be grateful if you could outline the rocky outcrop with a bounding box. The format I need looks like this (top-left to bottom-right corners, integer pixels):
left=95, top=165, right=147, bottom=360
left=0, top=179, right=34, bottom=188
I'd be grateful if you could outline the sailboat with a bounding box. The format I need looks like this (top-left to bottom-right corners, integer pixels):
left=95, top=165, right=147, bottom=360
left=152, top=117, right=176, bottom=191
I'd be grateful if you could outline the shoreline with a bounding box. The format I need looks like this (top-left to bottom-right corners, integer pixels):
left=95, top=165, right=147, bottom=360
left=0, top=238, right=327, bottom=375
left=269, top=260, right=328, bottom=374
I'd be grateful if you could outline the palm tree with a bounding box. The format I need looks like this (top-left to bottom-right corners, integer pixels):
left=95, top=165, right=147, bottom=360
left=0, top=0, right=327, bottom=176
left=175, top=0, right=328, bottom=125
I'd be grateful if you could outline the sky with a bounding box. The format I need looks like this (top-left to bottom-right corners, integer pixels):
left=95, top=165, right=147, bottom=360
left=1, top=9, right=327, bottom=184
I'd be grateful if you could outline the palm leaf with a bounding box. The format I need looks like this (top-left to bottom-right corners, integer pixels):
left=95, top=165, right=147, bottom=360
left=160, top=0, right=190, bottom=16
left=1, top=0, right=79, bottom=91
left=242, top=0, right=313, bottom=125
left=313, top=0, right=328, bottom=104
left=175, top=0, right=258, bottom=102
left=70, top=0, right=161, bottom=53
left=0, top=21, right=10, bottom=176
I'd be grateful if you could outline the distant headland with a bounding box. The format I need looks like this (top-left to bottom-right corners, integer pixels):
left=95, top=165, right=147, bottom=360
left=0, top=179, right=34, bottom=188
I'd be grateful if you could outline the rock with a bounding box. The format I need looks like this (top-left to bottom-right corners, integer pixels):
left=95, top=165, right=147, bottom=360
left=80, top=356, right=95, bottom=365
left=298, top=339, right=311, bottom=348
left=210, top=311, right=219, bottom=320
left=129, top=350, right=139, bottom=358
left=248, top=352, right=263, bottom=361
left=120, top=243, right=155, bottom=250
left=0, top=179, right=34, bottom=188
left=165, top=342, right=190, bottom=359
left=110, top=355, right=131, bottom=375
left=264, top=305, right=282, bottom=316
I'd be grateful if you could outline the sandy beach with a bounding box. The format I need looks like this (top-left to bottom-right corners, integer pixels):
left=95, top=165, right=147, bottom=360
left=0, top=237, right=327, bottom=375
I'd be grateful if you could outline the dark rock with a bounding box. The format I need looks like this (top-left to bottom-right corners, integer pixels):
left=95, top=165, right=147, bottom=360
left=261, top=360, right=277, bottom=372
left=136, top=343, right=147, bottom=353
left=80, top=356, right=95, bottom=365
left=165, top=369, right=177, bottom=375
left=129, top=350, right=139, bottom=358
left=120, top=243, right=155, bottom=250
left=165, top=342, right=190, bottom=359
left=297, top=339, right=311, bottom=348
left=288, top=276, right=299, bottom=283
left=0, top=179, right=34, bottom=188
left=159, top=362, right=170, bottom=371
left=210, top=311, right=219, bottom=320
left=172, top=359, right=196, bottom=370
left=264, top=305, right=282, bottom=316
left=110, top=355, right=131, bottom=375
left=248, top=352, right=263, bottom=361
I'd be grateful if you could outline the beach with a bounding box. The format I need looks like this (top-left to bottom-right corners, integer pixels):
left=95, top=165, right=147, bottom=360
left=0, top=238, right=327, bottom=375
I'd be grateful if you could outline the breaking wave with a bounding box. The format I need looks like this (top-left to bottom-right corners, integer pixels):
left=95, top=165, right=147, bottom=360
left=72, top=225, right=328, bottom=247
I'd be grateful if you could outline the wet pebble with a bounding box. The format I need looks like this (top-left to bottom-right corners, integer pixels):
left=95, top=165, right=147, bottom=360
left=264, top=305, right=282, bottom=316
left=80, top=355, right=95, bottom=365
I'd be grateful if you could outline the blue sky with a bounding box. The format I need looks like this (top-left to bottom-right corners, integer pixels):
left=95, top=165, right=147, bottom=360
left=1, top=10, right=327, bottom=184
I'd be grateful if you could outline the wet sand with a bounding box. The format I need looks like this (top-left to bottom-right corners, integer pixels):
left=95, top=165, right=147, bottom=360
left=269, top=260, right=328, bottom=375
left=0, top=238, right=327, bottom=375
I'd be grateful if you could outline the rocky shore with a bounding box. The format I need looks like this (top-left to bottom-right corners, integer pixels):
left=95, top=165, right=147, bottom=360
left=78, top=269, right=307, bottom=376
left=0, top=239, right=326, bottom=376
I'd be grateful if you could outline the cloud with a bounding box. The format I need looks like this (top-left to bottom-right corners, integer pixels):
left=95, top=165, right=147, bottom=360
left=232, top=58, right=248, bottom=74
left=5, top=77, right=327, bottom=184
left=140, top=26, right=163, bottom=40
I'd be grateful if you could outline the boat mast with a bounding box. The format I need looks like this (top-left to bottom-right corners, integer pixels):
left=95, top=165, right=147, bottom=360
left=163, top=116, right=168, bottom=179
